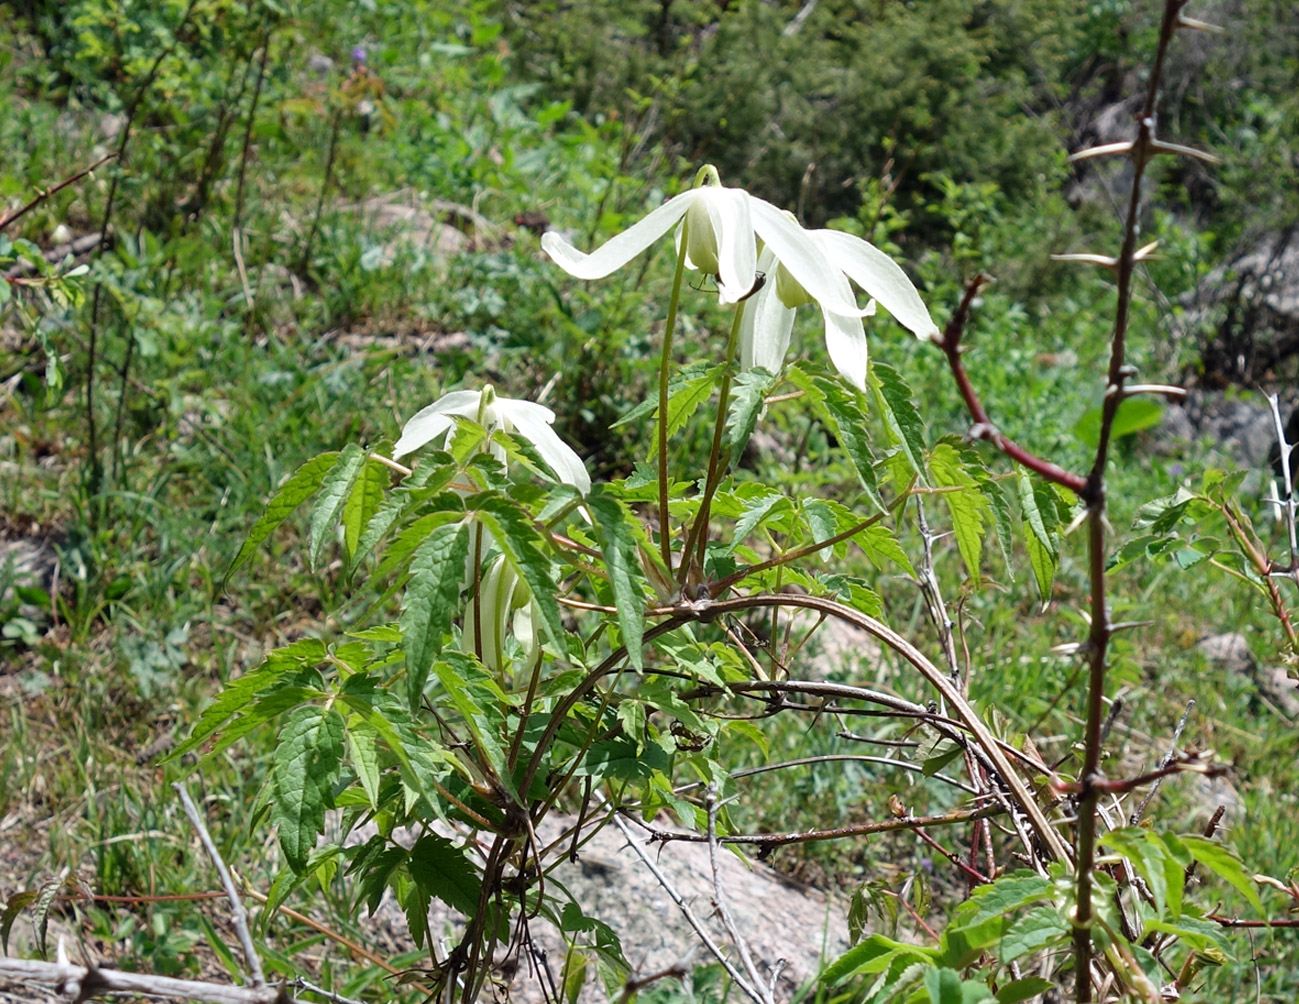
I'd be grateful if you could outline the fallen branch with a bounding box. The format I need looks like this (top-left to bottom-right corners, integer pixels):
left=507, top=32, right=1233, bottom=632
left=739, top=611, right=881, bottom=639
left=0, top=945, right=289, bottom=1004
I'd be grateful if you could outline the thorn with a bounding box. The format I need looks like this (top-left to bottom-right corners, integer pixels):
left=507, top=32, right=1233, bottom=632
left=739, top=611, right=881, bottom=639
left=1069, top=140, right=1134, bottom=163
left=1050, top=252, right=1120, bottom=270
left=1132, top=240, right=1160, bottom=262
left=1177, top=14, right=1225, bottom=33
left=1150, top=139, right=1222, bottom=165
left=1122, top=383, right=1186, bottom=399
left=57, top=937, right=70, bottom=967
left=1110, top=620, right=1154, bottom=633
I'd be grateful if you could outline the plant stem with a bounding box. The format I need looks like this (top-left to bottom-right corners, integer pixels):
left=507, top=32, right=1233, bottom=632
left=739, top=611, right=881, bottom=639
left=1073, top=5, right=1186, bottom=998
left=680, top=302, right=745, bottom=583
left=656, top=228, right=691, bottom=573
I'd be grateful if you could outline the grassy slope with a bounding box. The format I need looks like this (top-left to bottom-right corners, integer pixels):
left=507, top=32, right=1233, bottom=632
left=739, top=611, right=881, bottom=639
left=1, top=1, right=1296, bottom=999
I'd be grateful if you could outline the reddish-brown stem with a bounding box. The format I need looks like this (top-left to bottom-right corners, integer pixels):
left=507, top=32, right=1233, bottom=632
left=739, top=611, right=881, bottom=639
left=913, top=825, right=990, bottom=884
left=1073, top=5, right=1189, bottom=999
left=937, top=275, right=1087, bottom=495
left=1207, top=916, right=1299, bottom=929
left=1217, top=500, right=1298, bottom=649
left=0, top=154, right=116, bottom=233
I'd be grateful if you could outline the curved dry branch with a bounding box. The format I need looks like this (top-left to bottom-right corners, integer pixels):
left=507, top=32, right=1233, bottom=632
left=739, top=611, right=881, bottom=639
left=699, top=592, right=1074, bottom=866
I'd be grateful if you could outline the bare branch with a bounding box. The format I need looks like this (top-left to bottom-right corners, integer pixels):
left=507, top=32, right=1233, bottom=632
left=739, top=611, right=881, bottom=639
left=601, top=795, right=767, bottom=1004
left=175, top=783, right=267, bottom=988
left=0, top=154, right=115, bottom=233
left=705, top=784, right=775, bottom=1004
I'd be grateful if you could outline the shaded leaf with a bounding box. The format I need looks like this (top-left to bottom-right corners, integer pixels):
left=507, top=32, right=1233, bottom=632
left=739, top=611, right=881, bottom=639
left=589, top=489, right=647, bottom=669
left=408, top=834, right=482, bottom=918
left=870, top=361, right=927, bottom=479
left=726, top=367, right=779, bottom=458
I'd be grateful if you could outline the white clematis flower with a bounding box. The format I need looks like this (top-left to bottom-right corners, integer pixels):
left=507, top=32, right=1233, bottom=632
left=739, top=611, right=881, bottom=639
left=393, top=385, right=590, bottom=494
left=541, top=165, right=869, bottom=315
left=541, top=165, right=936, bottom=390
left=740, top=228, right=940, bottom=388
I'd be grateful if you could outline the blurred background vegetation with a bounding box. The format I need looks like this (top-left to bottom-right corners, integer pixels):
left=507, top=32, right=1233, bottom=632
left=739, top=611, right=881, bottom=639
left=1, top=0, right=1297, bottom=999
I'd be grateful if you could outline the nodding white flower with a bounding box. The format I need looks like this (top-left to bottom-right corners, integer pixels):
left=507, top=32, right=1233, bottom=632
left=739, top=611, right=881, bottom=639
left=393, top=385, right=590, bottom=494
left=541, top=165, right=937, bottom=390
left=740, top=228, right=940, bottom=388
left=541, top=165, right=869, bottom=315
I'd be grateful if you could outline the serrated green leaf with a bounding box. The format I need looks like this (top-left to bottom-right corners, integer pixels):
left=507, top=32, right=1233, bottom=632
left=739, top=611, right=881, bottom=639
left=803, top=498, right=842, bottom=559
left=726, top=367, right=778, bottom=458
left=342, top=458, right=389, bottom=564
left=31, top=876, right=63, bottom=958
left=870, top=361, right=927, bottom=479
left=168, top=639, right=326, bottom=761
left=923, top=967, right=977, bottom=1004
left=194, top=686, right=322, bottom=772
left=400, top=521, right=470, bottom=707
left=722, top=719, right=768, bottom=757
left=821, top=934, right=935, bottom=985
left=354, top=456, right=460, bottom=569
left=226, top=452, right=339, bottom=582
left=1179, top=835, right=1264, bottom=916
left=431, top=654, right=517, bottom=802
left=995, top=977, right=1054, bottom=1003
left=589, top=490, right=646, bottom=669
left=856, top=523, right=916, bottom=578
left=271, top=707, right=344, bottom=872
left=472, top=493, right=564, bottom=653
left=787, top=366, right=885, bottom=511
left=345, top=720, right=382, bottom=809
left=1102, top=827, right=1176, bottom=920
left=930, top=442, right=988, bottom=584
left=309, top=443, right=367, bottom=572
left=962, top=871, right=1051, bottom=921
left=615, top=362, right=721, bottom=445
left=374, top=503, right=466, bottom=582
left=1019, top=469, right=1058, bottom=602
left=1143, top=914, right=1233, bottom=957
left=728, top=491, right=794, bottom=553
left=408, top=834, right=482, bottom=918
left=997, top=905, right=1068, bottom=963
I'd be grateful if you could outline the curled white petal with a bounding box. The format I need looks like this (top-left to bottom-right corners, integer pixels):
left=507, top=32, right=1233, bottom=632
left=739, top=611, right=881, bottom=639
left=392, top=389, right=484, bottom=458
left=703, top=187, right=757, bottom=303
left=820, top=304, right=871, bottom=391
left=541, top=190, right=700, bottom=280
left=500, top=400, right=591, bottom=495
left=740, top=248, right=795, bottom=373
left=814, top=229, right=939, bottom=341
left=749, top=199, right=871, bottom=318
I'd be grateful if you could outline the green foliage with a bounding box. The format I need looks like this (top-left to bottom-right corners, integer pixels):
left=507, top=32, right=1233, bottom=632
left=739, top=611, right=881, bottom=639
left=4, top=1, right=1298, bottom=1001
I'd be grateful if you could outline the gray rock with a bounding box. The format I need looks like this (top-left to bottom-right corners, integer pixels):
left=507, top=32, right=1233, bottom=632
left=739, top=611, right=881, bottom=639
left=341, top=812, right=849, bottom=1002
left=1197, top=632, right=1254, bottom=676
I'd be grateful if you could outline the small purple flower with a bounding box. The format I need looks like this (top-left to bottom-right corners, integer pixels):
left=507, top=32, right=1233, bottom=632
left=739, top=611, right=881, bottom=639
left=351, top=46, right=367, bottom=65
